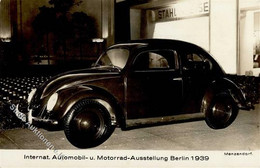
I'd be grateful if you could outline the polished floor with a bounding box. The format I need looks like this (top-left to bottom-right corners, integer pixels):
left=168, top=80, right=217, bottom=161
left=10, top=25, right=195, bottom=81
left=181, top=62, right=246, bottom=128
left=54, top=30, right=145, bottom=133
left=0, top=104, right=259, bottom=150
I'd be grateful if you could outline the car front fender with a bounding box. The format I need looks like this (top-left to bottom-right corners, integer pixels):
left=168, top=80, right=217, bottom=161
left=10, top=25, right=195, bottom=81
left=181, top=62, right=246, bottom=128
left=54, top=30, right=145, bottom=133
left=51, top=85, right=119, bottom=126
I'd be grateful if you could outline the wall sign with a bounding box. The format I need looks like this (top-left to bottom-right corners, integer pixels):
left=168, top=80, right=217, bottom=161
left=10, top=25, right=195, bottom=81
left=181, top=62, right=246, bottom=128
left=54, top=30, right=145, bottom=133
left=153, top=0, right=210, bottom=21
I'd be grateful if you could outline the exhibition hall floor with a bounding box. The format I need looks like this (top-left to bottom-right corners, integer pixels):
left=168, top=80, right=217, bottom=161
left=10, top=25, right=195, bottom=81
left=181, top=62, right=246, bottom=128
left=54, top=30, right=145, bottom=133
left=0, top=104, right=259, bottom=150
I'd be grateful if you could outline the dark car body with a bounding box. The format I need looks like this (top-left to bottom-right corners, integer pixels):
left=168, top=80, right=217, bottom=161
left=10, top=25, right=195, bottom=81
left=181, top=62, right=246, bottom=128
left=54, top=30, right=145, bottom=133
left=18, top=39, right=250, bottom=148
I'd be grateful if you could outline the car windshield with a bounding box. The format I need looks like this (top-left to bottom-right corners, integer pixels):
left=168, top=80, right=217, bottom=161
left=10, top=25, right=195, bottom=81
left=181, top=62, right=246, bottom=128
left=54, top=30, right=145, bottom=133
left=95, top=48, right=130, bottom=70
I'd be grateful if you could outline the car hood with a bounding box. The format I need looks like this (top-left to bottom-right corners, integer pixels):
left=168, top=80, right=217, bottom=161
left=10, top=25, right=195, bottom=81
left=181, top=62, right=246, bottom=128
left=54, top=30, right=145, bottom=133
left=34, top=67, right=121, bottom=100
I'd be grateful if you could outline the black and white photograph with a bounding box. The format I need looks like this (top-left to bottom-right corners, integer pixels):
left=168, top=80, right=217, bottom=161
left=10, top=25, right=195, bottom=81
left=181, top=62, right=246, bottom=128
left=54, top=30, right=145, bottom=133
left=0, top=0, right=259, bottom=167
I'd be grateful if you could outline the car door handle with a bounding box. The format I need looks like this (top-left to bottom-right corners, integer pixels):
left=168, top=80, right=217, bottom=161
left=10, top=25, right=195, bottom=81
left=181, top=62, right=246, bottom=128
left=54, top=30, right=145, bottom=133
left=173, top=77, right=182, bottom=81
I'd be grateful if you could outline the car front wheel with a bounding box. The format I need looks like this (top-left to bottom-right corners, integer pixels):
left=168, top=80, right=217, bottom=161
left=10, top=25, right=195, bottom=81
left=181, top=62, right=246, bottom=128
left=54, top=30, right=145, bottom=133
left=203, top=91, right=239, bottom=129
left=64, top=99, right=115, bottom=148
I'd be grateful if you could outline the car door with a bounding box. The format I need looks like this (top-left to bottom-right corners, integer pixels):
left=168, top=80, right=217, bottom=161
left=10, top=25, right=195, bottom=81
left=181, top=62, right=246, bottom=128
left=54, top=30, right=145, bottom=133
left=181, top=49, right=213, bottom=113
left=125, top=49, right=183, bottom=119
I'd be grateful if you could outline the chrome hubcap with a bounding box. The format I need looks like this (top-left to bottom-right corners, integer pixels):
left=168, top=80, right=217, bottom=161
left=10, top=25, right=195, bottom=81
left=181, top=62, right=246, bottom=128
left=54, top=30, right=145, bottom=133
left=212, top=101, right=232, bottom=123
left=72, top=108, right=105, bottom=139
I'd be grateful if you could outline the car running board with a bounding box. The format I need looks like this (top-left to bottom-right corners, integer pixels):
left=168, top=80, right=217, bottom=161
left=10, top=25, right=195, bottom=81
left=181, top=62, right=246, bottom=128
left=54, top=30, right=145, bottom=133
left=125, top=113, right=205, bottom=130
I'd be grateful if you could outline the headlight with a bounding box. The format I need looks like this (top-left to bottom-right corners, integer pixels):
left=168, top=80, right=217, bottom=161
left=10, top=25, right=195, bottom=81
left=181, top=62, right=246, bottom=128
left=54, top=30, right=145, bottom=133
left=27, top=88, right=36, bottom=103
left=46, top=93, right=58, bottom=112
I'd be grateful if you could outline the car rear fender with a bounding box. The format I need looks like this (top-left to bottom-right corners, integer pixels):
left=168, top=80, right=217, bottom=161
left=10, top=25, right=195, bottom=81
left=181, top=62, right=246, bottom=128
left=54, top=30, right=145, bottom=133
left=202, top=78, right=250, bottom=111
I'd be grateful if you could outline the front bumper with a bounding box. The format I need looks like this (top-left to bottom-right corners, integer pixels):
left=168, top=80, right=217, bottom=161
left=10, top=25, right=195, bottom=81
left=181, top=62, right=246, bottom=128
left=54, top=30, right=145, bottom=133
left=15, top=104, right=61, bottom=130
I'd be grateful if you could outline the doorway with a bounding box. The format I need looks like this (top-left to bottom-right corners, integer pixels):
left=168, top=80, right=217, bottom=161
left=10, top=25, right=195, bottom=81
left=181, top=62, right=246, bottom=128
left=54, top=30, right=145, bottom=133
left=239, top=0, right=260, bottom=76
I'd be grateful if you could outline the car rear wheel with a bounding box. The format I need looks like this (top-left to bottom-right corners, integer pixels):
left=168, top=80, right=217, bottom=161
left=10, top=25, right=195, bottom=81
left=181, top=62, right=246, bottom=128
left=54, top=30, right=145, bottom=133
left=64, top=99, right=115, bottom=148
left=203, top=92, right=239, bottom=129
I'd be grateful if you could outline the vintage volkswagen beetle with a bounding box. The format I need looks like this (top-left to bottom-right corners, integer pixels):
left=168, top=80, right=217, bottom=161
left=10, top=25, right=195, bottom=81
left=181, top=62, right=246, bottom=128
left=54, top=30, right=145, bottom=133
left=18, top=39, right=250, bottom=148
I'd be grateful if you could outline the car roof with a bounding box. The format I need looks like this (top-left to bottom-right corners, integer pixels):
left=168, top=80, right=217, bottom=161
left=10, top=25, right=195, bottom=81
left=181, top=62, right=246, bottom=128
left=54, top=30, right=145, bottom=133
left=108, top=39, right=225, bottom=74
left=110, top=39, right=200, bottom=50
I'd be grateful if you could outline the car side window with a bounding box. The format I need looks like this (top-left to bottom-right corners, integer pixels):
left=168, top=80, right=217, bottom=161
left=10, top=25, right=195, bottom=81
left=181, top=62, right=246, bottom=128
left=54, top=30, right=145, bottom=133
left=187, top=53, right=203, bottom=62
left=134, top=50, right=178, bottom=71
left=183, top=52, right=210, bottom=71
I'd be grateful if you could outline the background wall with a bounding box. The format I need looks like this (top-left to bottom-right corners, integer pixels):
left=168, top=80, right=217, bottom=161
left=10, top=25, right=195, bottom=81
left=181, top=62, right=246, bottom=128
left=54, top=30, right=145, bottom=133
left=210, top=0, right=238, bottom=74
left=0, top=0, right=11, bottom=40
left=240, top=11, right=254, bottom=75
left=152, top=16, right=209, bottom=51
left=130, top=9, right=142, bottom=40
